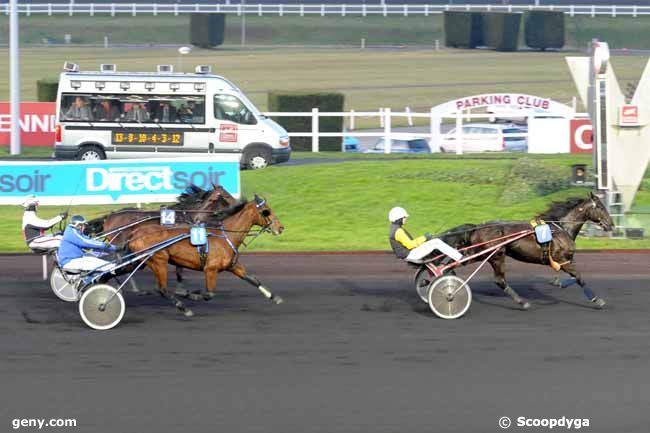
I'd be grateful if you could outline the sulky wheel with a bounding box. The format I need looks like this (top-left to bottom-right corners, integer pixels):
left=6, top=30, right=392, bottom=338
left=79, top=284, right=125, bottom=330
left=50, top=267, right=80, bottom=302
left=427, top=275, right=472, bottom=320
left=414, top=266, right=434, bottom=304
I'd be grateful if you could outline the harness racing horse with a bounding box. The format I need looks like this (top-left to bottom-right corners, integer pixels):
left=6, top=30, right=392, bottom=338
left=127, top=195, right=284, bottom=317
left=439, top=193, right=613, bottom=310
left=86, top=184, right=238, bottom=294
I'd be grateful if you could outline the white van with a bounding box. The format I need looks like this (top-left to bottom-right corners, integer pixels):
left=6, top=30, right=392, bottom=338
left=54, top=63, right=290, bottom=169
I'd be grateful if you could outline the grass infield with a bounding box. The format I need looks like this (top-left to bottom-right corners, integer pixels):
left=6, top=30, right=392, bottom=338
left=1, top=154, right=648, bottom=253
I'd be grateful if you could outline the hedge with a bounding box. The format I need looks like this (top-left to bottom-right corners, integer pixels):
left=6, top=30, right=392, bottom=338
left=482, top=13, right=521, bottom=52
left=525, top=11, right=565, bottom=50
left=36, top=79, right=59, bottom=102
left=444, top=11, right=484, bottom=49
left=190, top=13, right=226, bottom=48
left=268, top=92, right=345, bottom=152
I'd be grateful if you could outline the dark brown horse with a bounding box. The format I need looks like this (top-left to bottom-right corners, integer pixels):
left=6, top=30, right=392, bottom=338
left=128, top=195, right=284, bottom=317
left=86, top=184, right=238, bottom=294
left=439, top=192, right=613, bottom=310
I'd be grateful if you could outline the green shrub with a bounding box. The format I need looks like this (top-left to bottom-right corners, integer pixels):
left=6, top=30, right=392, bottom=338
left=190, top=13, right=226, bottom=48
left=268, top=92, right=344, bottom=152
left=524, top=11, right=565, bottom=50
left=36, top=79, right=58, bottom=102
left=482, top=13, right=521, bottom=52
left=444, top=11, right=484, bottom=48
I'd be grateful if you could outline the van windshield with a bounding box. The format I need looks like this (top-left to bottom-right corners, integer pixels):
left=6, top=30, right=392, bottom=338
left=59, top=93, right=206, bottom=124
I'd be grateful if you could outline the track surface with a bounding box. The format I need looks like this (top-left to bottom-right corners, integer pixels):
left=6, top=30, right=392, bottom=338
left=1, top=252, right=649, bottom=433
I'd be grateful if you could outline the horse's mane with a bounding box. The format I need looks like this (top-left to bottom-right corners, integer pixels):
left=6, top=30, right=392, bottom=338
left=174, top=185, right=209, bottom=210
left=208, top=200, right=249, bottom=223
left=538, top=197, right=586, bottom=221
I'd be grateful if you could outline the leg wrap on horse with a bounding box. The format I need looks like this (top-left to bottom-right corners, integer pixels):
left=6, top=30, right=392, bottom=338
left=582, top=286, right=596, bottom=301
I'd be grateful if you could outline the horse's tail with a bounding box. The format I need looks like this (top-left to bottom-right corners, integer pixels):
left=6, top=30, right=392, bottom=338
left=439, top=223, right=476, bottom=250
left=85, top=216, right=105, bottom=236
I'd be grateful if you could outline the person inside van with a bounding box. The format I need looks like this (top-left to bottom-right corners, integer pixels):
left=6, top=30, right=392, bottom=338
left=64, top=96, right=93, bottom=121
left=153, top=101, right=177, bottom=123
left=94, top=99, right=121, bottom=122
left=178, top=100, right=197, bottom=123
left=124, top=102, right=150, bottom=122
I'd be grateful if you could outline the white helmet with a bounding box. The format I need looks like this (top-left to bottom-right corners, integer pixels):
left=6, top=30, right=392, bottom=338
left=22, top=195, right=39, bottom=209
left=388, top=207, right=409, bottom=223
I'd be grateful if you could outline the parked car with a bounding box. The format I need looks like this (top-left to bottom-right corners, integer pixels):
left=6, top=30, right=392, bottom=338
left=365, top=136, right=433, bottom=154
left=440, top=123, right=528, bottom=153
left=343, top=136, right=361, bottom=152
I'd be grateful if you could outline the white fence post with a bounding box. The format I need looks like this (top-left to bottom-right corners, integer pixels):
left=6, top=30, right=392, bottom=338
left=312, top=108, right=319, bottom=152
left=405, top=106, right=413, bottom=126
left=349, top=109, right=356, bottom=130
left=430, top=109, right=441, bottom=152
left=379, top=108, right=384, bottom=128
left=455, top=112, right=463, bottom=155
left=384, top=108, right=392, bottom=154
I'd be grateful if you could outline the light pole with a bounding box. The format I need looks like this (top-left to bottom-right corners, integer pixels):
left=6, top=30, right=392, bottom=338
left=10, top=0, right=20, bottom=155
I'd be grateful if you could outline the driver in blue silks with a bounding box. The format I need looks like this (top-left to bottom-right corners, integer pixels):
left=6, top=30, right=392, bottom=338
left=58, top=215, right=116, bottom=272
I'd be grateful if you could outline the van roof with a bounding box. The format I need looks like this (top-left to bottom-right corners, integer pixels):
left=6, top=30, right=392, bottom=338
left=61, top=71, right=230, bottom=82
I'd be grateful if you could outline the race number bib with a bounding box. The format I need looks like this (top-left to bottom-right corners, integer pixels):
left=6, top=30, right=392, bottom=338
left=160, top=209, right=176, bottom=226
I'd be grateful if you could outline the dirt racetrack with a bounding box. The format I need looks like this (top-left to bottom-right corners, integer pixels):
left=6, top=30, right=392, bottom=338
left=0, top=252, right=648, bottom=433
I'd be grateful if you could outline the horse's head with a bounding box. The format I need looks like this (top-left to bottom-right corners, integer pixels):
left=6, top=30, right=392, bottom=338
left=254, top=194, right=284, bottom=235
left=582, top=191, right=614, bottom=232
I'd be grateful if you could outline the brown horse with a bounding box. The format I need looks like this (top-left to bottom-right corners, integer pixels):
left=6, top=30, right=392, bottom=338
left=439, top=192, right=613, bottom=310
left=86, top=184, right=238, bottom=293
left=128, top=195, right=284, bottom=317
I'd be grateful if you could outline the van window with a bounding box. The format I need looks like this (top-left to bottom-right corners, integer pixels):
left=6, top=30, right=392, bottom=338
left=59, top=93, right=206, bottom=124
left=214, top=94, right=257, bottom=125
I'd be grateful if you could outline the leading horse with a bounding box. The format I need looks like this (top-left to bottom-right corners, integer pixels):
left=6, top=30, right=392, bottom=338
left=438, top=192, right=613, bottom=310
left=128, top=195, right=284, bottom=317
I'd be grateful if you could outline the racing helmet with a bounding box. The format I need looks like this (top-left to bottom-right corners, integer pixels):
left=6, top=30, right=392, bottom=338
left=388, top=207, right=409, bottom=223
left=69, top=215, right=87, bottom=228
left=22, top=195, right=39, bottom=210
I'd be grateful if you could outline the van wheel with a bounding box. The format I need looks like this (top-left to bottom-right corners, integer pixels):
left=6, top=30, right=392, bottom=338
left=243, top=147, right=271, bottom=170
left=78, top=146, right=105, bottom=161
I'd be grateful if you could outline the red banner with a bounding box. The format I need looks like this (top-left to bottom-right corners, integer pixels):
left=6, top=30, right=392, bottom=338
left=0, top=102, right=56, bottom=147
left=569, top=118, right=593, bottom=154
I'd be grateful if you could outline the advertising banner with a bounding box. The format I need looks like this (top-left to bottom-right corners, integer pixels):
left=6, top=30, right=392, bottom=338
left=0, top=102, right=56, bottom=147
left=0, top=157, right=240, bottom=205
left=569, top=119, right=593, bottom=153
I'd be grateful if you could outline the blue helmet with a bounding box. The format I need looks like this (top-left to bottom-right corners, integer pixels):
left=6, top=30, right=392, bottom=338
left=69, top=215, right=87, bottom=228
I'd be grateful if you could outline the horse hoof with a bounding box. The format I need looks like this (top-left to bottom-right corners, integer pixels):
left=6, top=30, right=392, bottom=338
left=175, top=289, right=189, bottom=298
left=134, top=289, right=151, bottom=296
left=549, top=277, right=561, bottom=288
left=189, top=292, right=202, bottom=301
left=272, top=296, right=284, bottom=305
left=520, top=301, right=531, bottom=310
left=203, top=292, right=216, bottom=301
left=184, top=309, right=194, bottom=317
left=592, top=298, right=606, bottom=309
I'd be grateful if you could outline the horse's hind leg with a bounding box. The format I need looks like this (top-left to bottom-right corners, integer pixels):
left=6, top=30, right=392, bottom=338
left=150, top=257, right=194, bottom=317
left=174, top=267, right=189, bottom=298
left=489, top=253, right=531, bottom=310
left=560, top=262, right=605, bottom=309
left=229, top=262, right=283, bottom=304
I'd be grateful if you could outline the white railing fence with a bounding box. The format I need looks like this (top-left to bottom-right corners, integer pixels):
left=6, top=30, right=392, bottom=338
left=4, top=3, right=650, bottom=18
left=264, top=108, right=542, bottom=154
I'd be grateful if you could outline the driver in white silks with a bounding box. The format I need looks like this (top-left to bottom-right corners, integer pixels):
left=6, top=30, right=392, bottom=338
left=21, top=195, right=67, bottom=250
left=58, top=215, right=116, bottom=273
left=388, top=207, right=463, bottom=263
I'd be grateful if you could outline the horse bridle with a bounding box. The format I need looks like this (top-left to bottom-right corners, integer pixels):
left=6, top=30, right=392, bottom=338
left=578, top=199, right=609, bottom=229
left=255, top=198, right=279, bottom=234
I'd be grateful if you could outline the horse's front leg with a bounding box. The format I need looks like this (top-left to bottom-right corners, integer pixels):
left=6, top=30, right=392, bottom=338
left=149, top=255, right=194, bottom=317
left=228, top=262, right=283, bottom=304
left=489, top=252, right=530, bottom=310
left=560, top=262, right=606, bottom=309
